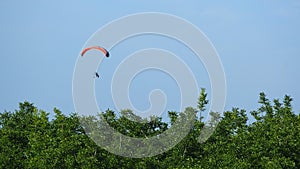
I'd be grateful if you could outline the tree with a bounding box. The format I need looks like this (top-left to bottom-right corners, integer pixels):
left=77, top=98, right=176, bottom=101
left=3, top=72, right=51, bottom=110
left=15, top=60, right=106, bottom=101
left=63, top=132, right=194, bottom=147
left=1, top=92, right=299, bottom=168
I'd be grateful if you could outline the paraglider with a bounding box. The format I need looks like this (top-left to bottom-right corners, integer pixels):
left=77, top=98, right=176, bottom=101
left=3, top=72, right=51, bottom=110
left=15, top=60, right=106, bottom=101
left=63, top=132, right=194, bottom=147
left=95, top=72, right=100, bottom=78
left=81, top=46, right=110, bottom=79
left=81, top=46, right=109, bottom=57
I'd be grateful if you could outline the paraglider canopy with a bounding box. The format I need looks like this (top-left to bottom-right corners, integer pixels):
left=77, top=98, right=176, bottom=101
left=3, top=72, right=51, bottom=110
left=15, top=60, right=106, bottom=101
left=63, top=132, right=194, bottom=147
left=81, top=46, right=109, bottom=57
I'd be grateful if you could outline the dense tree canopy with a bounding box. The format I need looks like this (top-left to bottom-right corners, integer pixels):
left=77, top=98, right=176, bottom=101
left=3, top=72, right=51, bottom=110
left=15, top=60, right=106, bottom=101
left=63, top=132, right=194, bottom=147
left=0, top=92, right=299, bottom=168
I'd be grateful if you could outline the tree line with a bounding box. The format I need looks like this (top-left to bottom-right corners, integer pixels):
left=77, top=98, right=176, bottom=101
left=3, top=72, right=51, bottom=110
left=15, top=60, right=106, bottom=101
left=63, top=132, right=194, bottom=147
left=0, top=90, right=299, bottom=168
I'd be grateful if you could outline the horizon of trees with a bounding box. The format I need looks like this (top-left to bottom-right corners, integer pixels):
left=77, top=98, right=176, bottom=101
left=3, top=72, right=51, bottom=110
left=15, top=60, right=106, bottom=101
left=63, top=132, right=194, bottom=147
left=0, top=91, right=299, bottom=168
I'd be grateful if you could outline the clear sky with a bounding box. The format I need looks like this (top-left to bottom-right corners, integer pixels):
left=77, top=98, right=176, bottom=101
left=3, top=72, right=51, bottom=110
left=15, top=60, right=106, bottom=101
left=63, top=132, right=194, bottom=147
left=1, top=1, right=299, bottom=120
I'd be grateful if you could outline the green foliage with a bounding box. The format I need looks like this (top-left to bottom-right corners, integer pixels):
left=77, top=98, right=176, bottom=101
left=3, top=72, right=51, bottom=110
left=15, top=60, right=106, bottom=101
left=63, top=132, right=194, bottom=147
left=0, top=92, right=299, bottom=168
left=197, top=88, right=209, bottom=121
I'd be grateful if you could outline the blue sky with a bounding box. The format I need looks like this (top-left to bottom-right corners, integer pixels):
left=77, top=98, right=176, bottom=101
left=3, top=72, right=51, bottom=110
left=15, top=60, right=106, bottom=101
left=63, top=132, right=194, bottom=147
left=1, top=1, right=299, bottom=120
